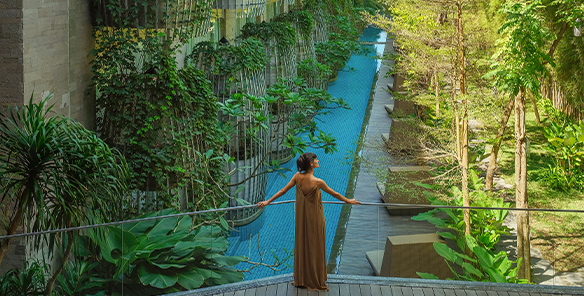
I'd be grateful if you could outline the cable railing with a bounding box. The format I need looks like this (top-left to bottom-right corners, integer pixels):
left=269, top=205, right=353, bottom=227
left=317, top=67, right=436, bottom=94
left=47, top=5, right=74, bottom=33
left=1, top=200, right=583, bottom=295
left=2, top=201, right=583, bottom=240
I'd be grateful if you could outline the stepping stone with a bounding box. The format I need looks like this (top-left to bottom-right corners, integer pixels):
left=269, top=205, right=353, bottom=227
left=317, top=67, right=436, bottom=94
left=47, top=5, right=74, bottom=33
left=495, top=183, right=513, bottom=190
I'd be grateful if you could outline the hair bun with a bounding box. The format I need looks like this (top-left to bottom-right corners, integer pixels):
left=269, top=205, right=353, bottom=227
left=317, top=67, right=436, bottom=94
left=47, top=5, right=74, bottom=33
left=296, top=153, right=317, bottom=172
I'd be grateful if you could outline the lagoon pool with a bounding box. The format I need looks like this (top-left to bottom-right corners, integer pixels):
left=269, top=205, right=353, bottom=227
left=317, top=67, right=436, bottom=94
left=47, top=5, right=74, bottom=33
left=227, top=27, right=387, bottom=280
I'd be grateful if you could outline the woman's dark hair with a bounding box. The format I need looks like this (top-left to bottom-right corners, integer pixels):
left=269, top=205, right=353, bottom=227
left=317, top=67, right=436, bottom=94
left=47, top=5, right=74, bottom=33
left=297, top=153, right=317, bottom=172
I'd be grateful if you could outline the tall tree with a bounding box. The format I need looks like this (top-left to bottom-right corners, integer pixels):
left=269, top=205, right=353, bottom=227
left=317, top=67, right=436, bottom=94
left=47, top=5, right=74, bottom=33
left=484, top=0, right=584, bottom=190
left=486, top=0, right=554, bottom=280
left=363, top=0, right=503, bottom=236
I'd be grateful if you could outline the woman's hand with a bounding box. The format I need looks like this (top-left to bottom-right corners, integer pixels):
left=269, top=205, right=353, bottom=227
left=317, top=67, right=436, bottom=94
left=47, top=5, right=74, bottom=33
left=345, top=199, right=360, bottom=205
left=256, top=201, right=270, bottom=208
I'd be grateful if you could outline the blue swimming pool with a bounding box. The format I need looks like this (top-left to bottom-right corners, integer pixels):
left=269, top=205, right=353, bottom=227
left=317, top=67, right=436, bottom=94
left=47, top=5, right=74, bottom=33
left=227, top=27, right=387, bottom=281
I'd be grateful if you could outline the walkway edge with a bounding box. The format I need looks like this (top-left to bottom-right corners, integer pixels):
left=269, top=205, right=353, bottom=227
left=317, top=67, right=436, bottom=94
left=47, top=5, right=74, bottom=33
left=164, top=273, right=584, bottom=296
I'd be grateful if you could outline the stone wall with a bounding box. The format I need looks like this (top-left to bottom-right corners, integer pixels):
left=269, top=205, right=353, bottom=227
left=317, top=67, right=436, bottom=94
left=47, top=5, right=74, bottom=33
left=0, top=0, right=95, bottom=274
left=0, top=0, right=24, bottom=109
left=11, top=0, right=95, bottom=128
left=0, top=226, right=26, bottom=275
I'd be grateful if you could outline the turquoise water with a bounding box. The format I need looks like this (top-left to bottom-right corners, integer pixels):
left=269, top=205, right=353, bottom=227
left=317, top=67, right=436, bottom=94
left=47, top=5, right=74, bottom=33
left=227, top=27, right=386, bottom=280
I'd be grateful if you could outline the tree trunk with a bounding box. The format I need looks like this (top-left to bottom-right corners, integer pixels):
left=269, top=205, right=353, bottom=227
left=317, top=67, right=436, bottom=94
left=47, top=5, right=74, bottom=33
left=0, top=205, right=24, bottom=266
left=515, top=87, right=530, bottom=281
left=435, top=69, right=440, bottom=116
left=461, top=111, right=470, bottom=236
left=45, top=230, right=74, bottom=296
left=456, top=0, right=470, bottom=237
left=529, top=90, right=541, bottom=124
left=485, top=97, right=514, bottom=190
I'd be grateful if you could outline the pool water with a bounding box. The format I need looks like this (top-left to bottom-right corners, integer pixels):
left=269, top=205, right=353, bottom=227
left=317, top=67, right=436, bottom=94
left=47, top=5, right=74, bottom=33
left=227, top=27, right=387, bottom=280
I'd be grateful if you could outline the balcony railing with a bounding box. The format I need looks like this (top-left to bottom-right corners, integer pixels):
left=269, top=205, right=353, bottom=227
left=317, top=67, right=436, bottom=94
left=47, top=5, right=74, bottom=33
left=1, top=201, right=583, bottom=295
left=214, top=0, right=267, bottom=18
left=92, top=0, right=213, bottom=37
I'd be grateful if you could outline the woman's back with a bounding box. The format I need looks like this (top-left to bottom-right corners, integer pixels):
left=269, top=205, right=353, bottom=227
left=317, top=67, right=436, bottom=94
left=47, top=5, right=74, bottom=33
left=295, top=172, right=320, bottom=196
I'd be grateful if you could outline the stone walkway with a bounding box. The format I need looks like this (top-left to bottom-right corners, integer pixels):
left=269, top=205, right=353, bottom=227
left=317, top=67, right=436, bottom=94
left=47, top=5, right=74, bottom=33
left=335, top=38, right=436, bottom=276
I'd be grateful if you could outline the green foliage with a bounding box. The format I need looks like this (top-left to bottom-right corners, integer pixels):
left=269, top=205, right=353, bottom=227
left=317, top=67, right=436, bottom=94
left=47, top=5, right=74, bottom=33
left=486, top=0, right=554, bottom=95
left=315, top=40, right=361, bottom=73
left=92, top=0, right=228, bottom=215
left=327, top=14, right=360, bottom=42
left=189, top=39, right=266, bottom=78
left=0, top=94, right=129, bottom=262
left=412, top=172, right=527, bottom=283
left=273, top=10, right=314, bottom=40
left=90, top=0, right=213, bottom=43
left=85, top=209, right=245, bottom=294
left=413, top=173, right=511, bottom=251
left=55, top=261, right=104, bottom=296
left=314, top=12, right=366, bottom=74
left=0, top=260, right=47, bottom=296
left=241, top=22, right=297, bottom=50
left=258, top=78, right=348, bottom=156
left=418, top=235, right=528, bottom=284
left=297, top=58, right=332, bottom=88
left=541, top=104, right=584, bottom=190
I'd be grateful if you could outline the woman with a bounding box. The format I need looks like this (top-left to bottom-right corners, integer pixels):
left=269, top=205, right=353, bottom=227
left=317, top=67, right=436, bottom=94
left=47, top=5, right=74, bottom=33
left=257, top=152, right=360, bottom=291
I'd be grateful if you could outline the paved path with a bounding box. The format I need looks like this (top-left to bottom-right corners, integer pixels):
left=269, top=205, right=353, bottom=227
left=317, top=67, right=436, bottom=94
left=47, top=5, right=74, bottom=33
left=335, top=38, right=436, bottom=276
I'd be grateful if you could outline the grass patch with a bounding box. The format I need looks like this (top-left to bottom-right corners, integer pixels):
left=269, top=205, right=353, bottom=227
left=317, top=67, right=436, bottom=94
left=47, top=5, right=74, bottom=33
left=495, top=110, right=584, bottom=272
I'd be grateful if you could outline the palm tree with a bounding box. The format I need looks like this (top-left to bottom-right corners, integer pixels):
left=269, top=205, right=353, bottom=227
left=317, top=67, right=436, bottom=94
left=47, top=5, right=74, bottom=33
left=0, top=94, right=130, bottom=295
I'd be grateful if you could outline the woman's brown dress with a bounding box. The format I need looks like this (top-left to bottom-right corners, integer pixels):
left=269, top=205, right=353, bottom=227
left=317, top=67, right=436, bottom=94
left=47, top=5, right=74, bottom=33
left=293, top=183, right=328, bottom=291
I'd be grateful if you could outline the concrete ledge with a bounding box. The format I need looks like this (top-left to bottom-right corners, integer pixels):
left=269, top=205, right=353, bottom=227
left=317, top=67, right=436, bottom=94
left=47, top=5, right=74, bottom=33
left=366, top=249, right=384, bottom=276
left=164, top=274, right=294, bottom=296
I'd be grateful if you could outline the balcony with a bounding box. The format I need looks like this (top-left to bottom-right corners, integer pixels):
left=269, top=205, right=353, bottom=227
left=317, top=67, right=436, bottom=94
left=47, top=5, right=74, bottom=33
left=92, top=0, right=213, bottom=36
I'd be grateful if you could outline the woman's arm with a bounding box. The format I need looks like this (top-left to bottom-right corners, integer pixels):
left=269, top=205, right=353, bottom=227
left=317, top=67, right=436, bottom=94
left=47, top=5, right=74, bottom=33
left=318, top=179, right=360, bottom=205
left=256, top=173, right=298, bottom=208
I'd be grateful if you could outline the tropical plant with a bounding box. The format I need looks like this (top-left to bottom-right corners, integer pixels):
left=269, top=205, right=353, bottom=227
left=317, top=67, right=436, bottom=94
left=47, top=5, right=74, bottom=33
left=55, top=261, right=104, bottom=296
left=542, top=119, right=584, bottom=190
left=418, top=235, right=528, bottom=284
left=0, top=95, right=129, bottom=295
left=0, top=260, right=47, bottom=296
left=413, top=172, right=512, bottom=252
left=85, top=209, right=246, bottom=294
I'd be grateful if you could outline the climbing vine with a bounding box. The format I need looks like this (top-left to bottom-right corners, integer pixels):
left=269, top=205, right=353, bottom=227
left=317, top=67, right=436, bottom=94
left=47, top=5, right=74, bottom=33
left=91, top=0, right=227, bottom=216
left=297, top=58, right=332, bottom=89
left=241, top=22, right=297, bottom=50
left=274, top=10, right=314, bottom=40
left=188, top=38, right=266, bottom=79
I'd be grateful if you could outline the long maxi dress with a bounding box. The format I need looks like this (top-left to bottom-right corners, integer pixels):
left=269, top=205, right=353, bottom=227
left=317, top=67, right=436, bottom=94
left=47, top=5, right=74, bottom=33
left=293, top=182, right=328, bottom=291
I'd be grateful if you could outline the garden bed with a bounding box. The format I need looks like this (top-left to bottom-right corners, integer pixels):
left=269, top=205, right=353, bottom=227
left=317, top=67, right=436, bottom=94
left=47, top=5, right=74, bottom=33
left=495, top=111, right=584, bottom=272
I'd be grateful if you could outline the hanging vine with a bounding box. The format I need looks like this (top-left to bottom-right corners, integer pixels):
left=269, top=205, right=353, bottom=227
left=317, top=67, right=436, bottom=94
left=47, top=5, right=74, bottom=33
left=91, top=0, right=228, bottom=216
left=273, top=10, right=314, bottom=40
left=241, top=22, right=297, bottom=51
